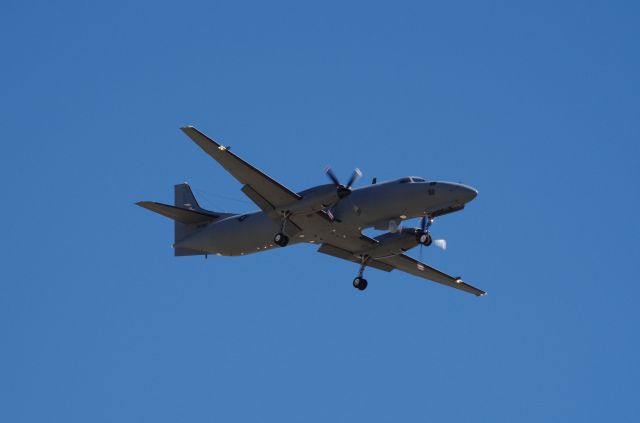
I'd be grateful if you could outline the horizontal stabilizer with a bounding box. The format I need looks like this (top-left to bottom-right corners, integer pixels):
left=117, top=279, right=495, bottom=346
left=136, top=201, right=224, bottom=224
left=137, top=183, right=236, bottom=256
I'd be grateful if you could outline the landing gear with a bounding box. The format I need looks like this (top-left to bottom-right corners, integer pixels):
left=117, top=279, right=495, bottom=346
left=274, top=232, right=289, bottom=247
left=353, top=277, right=368, bottom=290
left=353, top=256, right=369, bottom=291
left=274, top=211, right=291, bottom=247
left=417, top=232, right=432, bottom=246
left=416, top=215, right=434, bottom=246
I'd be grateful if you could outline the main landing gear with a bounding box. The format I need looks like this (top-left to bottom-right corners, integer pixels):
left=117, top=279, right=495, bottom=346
left=274, top=232, right=289, bottom=247
left=353, top=256, right=368, bottom=291
left=353, top=277, right=368, bottom=290
left=274, top=211, right=291, bottom=247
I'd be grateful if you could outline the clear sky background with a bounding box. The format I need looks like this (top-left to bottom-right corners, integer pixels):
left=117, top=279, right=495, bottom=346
left=2, top=1, right=639, bottom=421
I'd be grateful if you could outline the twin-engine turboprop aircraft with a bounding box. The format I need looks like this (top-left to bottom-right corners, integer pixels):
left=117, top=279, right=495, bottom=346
left=137, top=126, right=486, bottom=296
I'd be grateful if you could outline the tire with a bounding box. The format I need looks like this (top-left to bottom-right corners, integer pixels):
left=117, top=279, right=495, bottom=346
left=353, top=277, right=368, bottom=291
left=418, top=232, right=432, bottom=246
left=274, top=233, right=289, bottom=247
left=359, top=279, right=368, bottom=291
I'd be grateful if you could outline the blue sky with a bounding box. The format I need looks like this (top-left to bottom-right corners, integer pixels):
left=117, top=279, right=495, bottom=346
left=2, top=1, right=639, bottom=421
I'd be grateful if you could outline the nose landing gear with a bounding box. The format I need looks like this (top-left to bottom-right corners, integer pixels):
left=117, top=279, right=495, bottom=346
left=416, top=216, right=434, bottom=246
left=418, top=231, right=432, bottom=246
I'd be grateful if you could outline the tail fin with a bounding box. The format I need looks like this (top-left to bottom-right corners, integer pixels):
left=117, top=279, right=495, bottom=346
left=175, top=182, right=203, bottom=211
left=137, top=183, right=235, bottom=256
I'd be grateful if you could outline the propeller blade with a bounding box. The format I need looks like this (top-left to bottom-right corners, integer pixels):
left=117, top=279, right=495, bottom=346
left=345, top=168, right=362, bottom=189
left=433, top=239, right=447, bottom=250
left=325, top=166, right=340, bottom=186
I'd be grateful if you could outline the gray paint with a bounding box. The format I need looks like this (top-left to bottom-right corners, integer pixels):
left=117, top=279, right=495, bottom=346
left=137, top=126, right=485, bottom=296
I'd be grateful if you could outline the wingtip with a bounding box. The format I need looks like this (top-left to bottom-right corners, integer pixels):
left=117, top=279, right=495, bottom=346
left=136, top=201, right=158, bottom=209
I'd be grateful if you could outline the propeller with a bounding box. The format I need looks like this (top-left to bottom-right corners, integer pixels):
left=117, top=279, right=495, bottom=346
left=324, top=166, right=363, bottom=215
left=325, top=166, right=362, bottom=199
left=433, top=239, right=447, bottom=250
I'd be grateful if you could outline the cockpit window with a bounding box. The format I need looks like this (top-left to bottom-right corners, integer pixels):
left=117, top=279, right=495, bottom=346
left=398, top=177, right=427, bottom=184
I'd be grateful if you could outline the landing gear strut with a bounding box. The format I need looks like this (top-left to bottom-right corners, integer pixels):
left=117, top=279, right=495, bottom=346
left=274, top=212, right=291, bottom=247
left=353, top=256, right=368, bottom=291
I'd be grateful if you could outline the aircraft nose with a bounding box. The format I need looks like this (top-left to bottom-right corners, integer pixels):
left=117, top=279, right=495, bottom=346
left=454, top=183, right=478, bottom=204
left=463, top=184, right=478, bottom=201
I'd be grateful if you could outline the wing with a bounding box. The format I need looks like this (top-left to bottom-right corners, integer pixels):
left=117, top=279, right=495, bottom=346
left=317, top=243, right=394, bottom=272
left=180, top=126, right=301, bottom=213
left=291, top=210, right=381, bottom=252
left=376, top=254, right=486, bottom=296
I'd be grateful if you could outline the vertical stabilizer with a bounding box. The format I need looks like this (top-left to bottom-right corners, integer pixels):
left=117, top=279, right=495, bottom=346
left=174, top=184, right=209, bottom=254
left=173, top=183, right=233, bottom=255
left=175, top=183, right=202, bottom=211
left=137, top=183, right=234, bottom=256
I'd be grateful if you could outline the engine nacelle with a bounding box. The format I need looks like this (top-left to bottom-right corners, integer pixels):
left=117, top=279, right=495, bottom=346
left=365, top=229, right=420, bottom=259
left=280, top=184, right=340, bottom=215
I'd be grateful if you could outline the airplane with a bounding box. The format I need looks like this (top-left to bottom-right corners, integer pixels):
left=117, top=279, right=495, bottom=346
left=137, top=126, right=486, bottom=296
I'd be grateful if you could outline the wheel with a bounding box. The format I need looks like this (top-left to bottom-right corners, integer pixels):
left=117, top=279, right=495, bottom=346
left=418, top=232, right=432, bottom=246
left=353, top=277, right=368, bottom=291
left=352, top=277, right=362, bottom=289
left=359, top=279, right=368, bottom=290
left=274, top=232, right=289, bottom=247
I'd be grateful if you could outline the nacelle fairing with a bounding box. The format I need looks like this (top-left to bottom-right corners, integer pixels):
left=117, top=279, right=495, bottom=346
left=366, top=228, right=420, bottom=259
left=281, top=184, right=340, bottom=215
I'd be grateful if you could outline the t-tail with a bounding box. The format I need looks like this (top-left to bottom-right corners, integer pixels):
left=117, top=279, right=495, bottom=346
left=136, top=183, right=234, bottom=256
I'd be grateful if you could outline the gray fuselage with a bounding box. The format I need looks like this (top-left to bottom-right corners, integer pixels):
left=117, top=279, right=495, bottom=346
left=175, top=178, right=477, bottom=256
